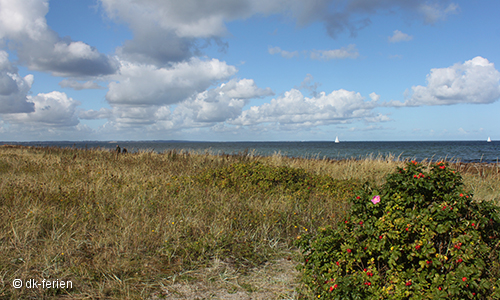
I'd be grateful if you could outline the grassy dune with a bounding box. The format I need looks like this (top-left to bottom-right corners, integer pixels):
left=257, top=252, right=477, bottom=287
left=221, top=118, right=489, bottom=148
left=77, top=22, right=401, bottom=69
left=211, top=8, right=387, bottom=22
left=1, top=145, right=498, bottom=299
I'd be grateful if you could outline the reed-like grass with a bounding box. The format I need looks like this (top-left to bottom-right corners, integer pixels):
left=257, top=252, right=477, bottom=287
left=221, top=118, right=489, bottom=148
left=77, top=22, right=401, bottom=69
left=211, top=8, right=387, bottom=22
left=0, top=145, right=498, bottom=299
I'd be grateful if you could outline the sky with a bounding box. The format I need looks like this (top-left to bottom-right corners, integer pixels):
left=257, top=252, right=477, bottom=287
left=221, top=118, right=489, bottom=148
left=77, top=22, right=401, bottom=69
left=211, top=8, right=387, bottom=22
left=0, top=0, right=499, bottom=142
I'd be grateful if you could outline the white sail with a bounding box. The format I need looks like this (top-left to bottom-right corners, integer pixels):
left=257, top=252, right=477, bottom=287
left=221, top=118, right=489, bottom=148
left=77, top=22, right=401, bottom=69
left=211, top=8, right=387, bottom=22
left=487, top=137, right=492, bottom=142
left=335, top=136, right=340, bottom=143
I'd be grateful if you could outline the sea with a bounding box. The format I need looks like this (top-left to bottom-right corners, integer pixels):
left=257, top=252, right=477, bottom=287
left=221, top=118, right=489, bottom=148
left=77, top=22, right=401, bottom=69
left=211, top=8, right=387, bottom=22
left=1, top=140, right=499, bottom=164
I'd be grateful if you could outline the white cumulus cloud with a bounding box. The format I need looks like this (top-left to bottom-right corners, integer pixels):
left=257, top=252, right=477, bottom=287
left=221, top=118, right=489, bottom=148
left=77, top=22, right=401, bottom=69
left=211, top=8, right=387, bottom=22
left=174, top=78, right=274, bottom=124
left=89, top=78, right=273, bottom=130
left=2, top=91, right=81, bottom=127
left=231, top=88, right=386, bottom=127
left=392, top=56, right=500, bottom=106
left=106, top=57, right=238, bottom=106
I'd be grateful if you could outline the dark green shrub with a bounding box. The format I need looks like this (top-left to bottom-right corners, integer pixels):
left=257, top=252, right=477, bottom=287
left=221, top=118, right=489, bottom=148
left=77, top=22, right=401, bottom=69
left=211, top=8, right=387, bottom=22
left=296, top=161, right=500, bottom=299
left=195, top=161, right=360, bottom=199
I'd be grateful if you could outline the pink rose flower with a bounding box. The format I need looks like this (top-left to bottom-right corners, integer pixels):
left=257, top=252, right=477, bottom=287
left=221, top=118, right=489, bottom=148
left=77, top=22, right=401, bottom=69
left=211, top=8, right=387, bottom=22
left=371, top=195, right=380, bottom=204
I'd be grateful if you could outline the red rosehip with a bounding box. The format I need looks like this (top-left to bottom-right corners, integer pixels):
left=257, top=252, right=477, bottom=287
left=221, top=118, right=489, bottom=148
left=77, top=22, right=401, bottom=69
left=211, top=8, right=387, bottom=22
left=406, top=227, right=409, bottom=231
left=415, top=245, right=421, bottom=250
left=347, top=249, right=352, bottom=253
left=330, top=286, right=334, bottom=292
left=336, top=261, right=340, bottom=266
left=359, top=221, right=363, bottom=225
left=460, top=193, right=464, bottom=197
left=457, top=258, right=463, bottom=263
left=356, top=196, right=360, bottom=199
left=379, top=235, right=383, bottom=239
left=438, top=287, right=442, bottom=291
left=406, top=281, right=412, bottom=286
left=472, top=223, right=475, bottom=227
left=462, top=277, right=467, bottom=282
left=363, top=268, right=367, bottom=272
left=426, top=260, right=431, bottom=264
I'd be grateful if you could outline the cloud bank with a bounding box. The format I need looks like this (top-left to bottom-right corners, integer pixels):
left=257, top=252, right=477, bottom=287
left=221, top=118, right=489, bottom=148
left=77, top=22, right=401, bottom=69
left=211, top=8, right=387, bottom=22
left=0, top=51, right=34, bottom=114
left=230, top=88, right=384, bottom=127
left=0, top=0, right=118, bottom=77
left=106, top=57, right=238, bottom=106
left=393, top=57, right=500, bottom=106
left=99, top=0, right=459, bottom=65
left=2, top=91, right=81, bottom=127
left=0, top=0, right=482, bottom=141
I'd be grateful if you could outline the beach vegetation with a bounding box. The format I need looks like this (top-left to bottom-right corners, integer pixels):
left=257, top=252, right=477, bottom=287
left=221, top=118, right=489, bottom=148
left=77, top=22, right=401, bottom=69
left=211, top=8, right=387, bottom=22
left=296, top=160, right=500, bottom=299
left=0, top=145, right=498, bottom=299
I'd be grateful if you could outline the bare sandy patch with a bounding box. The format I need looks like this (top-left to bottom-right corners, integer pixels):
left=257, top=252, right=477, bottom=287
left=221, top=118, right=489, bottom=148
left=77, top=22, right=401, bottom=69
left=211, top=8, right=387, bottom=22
left=150, top=253, right=303, bottom=299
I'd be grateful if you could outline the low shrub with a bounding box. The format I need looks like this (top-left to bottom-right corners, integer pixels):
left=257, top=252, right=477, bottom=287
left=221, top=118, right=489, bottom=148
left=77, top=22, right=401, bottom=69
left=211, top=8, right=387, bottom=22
left=296, top=161, right=500, bottom=299
left=196, top=161, right=360, bottom=200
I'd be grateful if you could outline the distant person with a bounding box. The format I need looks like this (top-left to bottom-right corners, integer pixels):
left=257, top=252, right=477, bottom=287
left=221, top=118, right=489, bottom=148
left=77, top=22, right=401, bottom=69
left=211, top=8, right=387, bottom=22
left=116, top=145, right=121, bottom=154
left=122, top=148, right=127, bottom=154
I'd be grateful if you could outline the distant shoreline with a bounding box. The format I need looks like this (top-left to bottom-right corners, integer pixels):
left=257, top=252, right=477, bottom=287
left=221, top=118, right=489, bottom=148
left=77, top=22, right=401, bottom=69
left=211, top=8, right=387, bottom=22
left=1, top=144, right=498, bottom=168
left=0, top=139, right=496, bottom=143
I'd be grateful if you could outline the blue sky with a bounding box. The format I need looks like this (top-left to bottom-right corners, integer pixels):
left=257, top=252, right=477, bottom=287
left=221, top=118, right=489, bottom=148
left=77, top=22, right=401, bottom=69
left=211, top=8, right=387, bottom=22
left=0, top=0, right=499, bottom=141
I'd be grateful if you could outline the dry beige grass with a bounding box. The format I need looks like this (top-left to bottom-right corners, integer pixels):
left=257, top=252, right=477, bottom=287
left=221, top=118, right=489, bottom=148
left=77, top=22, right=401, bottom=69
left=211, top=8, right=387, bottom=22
left=150, top=255, right=301, bottom=299
left=0, top=145, right=498, bottom=299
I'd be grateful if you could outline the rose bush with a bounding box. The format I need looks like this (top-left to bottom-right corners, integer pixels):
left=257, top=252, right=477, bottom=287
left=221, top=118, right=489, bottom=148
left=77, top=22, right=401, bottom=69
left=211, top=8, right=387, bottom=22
left=296, top=161, right=500, bottom=299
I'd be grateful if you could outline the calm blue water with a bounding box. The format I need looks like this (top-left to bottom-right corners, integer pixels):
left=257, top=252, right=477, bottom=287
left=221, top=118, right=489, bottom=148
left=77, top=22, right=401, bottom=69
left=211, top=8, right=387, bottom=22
left=2, top=140, right=499, bottom=164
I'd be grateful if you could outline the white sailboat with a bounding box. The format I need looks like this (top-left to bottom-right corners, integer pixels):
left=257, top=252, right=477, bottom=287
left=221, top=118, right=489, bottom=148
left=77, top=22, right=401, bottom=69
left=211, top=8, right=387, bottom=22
left=487, top=137, right=492, bottom=142
left=335, top=136, right=340, bottom=143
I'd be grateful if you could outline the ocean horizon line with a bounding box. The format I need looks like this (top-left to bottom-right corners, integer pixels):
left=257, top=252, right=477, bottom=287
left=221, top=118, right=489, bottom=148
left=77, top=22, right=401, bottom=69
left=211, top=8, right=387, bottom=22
left=1, top=140, right=498, bottom=163
left=0, top=139, right=496, bottom=143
